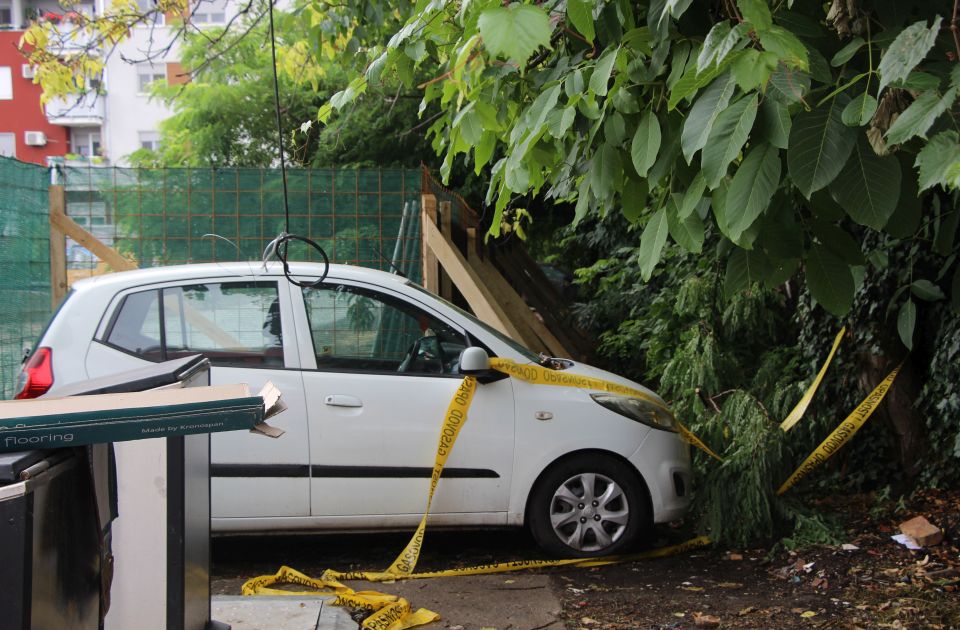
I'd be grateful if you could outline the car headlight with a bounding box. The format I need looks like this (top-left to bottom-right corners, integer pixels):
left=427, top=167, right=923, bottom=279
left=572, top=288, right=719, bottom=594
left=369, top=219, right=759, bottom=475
left=590, top=394, right=678, bottom=432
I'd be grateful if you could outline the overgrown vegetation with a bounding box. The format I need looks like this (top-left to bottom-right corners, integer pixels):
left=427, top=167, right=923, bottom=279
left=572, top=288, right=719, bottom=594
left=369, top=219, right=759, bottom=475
left=22, top=0, right=960, bottom=547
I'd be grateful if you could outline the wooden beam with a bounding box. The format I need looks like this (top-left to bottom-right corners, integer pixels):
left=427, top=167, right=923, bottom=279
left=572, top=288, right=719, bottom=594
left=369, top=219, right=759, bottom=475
left=49, top=185, right=68, bottom=309
left=49, top=211, right=137, bottom=272
left=466, top=228, right=572, bottom=357
left=421, top=209, right=527, bottom=342
left=420, top=194, right=439, bottom=294
left=438, top=200, right=453, bottom=301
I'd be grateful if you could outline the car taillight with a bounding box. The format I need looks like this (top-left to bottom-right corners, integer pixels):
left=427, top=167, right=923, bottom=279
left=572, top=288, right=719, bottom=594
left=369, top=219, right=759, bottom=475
left=14, top=347, right=54, bottom=399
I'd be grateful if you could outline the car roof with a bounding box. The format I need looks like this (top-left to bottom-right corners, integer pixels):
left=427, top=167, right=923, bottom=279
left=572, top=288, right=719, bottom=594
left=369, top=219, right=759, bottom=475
left=69, top=262, right=411, bottom=293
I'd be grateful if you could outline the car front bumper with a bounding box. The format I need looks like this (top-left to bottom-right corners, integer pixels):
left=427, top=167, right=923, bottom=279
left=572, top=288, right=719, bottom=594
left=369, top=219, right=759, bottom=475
left=629, top=427, right=692, bottom=523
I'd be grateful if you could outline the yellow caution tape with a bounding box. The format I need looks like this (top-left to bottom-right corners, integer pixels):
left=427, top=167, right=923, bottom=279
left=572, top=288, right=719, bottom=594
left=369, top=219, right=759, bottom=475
left=777, top=364, right=902, bottom=495
left=245, top=360, right=716, bottom=629
left=489, top=357, right=723, bottom=461
left=385, top=376, right=477, bottom=576
left=779, top=327, right=846, bottom=432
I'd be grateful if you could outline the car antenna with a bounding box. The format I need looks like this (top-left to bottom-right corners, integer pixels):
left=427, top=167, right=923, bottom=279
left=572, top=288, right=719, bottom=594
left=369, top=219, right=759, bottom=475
left=261, top=0, right=329, bottom=288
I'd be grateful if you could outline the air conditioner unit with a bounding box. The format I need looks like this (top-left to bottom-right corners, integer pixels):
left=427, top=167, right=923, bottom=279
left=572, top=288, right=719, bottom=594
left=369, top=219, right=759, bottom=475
left=21, top=65, right=36, bottom=80
left=24, top=131, right=47, bottom=146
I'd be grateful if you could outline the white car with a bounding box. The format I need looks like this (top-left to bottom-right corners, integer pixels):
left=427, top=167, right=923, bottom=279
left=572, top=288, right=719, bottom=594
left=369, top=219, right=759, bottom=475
left=16, top=262, right=690, bottom=557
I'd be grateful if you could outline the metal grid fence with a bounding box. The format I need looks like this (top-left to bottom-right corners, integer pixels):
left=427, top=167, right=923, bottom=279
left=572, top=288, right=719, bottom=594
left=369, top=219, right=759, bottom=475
left=0, top=158, right=424, bottom=398
left=60, top=165, right=423, bottom=281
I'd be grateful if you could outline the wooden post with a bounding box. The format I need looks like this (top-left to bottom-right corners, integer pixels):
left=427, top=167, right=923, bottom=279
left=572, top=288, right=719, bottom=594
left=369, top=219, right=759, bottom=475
left=466, top=228, right=572, bottom=357
left=420, top=193, right=439, bottom=293
left=438, top=200, right=453, bottom=301
left=422, top=209, right=527, bottom=341
left=49, top=185, right=68, bottom=309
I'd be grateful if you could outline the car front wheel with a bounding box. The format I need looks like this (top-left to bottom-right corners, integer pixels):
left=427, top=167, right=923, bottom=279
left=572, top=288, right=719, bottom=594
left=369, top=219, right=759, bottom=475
left=528, top=453, right=649, bottom=558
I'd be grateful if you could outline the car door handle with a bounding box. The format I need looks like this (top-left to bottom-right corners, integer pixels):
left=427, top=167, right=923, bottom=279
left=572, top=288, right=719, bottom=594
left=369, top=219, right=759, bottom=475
left=324, top=394, right=363, bottom=408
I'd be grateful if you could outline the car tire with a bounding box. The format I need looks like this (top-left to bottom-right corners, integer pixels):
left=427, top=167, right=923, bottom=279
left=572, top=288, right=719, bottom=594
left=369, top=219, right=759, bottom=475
left=527, top=453, right=650, bottom=558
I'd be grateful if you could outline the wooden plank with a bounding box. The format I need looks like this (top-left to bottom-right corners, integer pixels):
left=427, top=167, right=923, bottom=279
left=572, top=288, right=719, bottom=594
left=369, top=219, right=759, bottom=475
left=466, top=228, right=571, bottom=357
left=49, top=212, right=137, bottom=272
left=422, top=210, right=527, bottom=342
left=438, top=200, right=453, bottom=301
left=48, top=186, right=68, bottom=309
left=420, top=194, right=439, bottom=293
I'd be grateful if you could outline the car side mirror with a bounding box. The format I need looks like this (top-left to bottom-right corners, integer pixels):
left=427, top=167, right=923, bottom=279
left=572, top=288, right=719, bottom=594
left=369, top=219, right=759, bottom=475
left=458, top=347, right=490, bottom=375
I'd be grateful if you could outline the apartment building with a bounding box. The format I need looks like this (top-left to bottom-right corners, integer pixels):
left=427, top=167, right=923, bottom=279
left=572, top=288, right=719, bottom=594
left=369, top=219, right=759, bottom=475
left=0, top=0, right=231, bottom=166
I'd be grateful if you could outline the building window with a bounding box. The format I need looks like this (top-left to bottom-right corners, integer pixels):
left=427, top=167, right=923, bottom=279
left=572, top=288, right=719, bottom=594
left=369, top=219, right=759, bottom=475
left=191, top=0, right=227, bottom=25
left=0, top=133, right=15, bottom=158
left=71, top=129, right=102, bottom=157
left=136, top=64, right=166, bottom=93
left=138, top=131, right=161, bottom=151
left=0, top=67, right=12, bottom=100
left=0, top=7, right=13, bottom=27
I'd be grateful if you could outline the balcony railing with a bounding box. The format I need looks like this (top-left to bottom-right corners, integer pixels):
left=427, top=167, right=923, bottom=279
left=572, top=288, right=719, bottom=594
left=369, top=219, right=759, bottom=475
left=45, top=92, right=105, bottom=126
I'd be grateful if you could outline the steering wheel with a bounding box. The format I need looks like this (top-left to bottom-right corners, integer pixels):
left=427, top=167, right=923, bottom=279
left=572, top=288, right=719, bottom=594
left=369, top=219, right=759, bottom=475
left=397, top=336, right=444, bottom=373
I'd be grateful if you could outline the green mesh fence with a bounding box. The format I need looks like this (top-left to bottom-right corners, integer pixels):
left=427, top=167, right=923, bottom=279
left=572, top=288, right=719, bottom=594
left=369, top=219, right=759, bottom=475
left=0, top=157, right=52, bottom=399
left=59, top=165, right=423, bottom=281
left=0, top=159, right=424, bottom=399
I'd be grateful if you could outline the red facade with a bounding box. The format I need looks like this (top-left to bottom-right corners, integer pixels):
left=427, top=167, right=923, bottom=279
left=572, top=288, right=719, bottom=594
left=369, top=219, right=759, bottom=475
left=0, top=30, right=68, bottom=164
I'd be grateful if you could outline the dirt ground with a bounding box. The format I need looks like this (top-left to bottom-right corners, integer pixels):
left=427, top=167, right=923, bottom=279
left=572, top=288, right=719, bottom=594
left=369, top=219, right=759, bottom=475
left=212, top=489, right=959, bottom=629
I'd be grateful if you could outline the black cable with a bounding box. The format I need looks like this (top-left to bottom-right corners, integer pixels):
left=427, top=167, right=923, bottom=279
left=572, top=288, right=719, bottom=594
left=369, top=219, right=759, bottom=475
left=264, top=0, right=328, bottom=288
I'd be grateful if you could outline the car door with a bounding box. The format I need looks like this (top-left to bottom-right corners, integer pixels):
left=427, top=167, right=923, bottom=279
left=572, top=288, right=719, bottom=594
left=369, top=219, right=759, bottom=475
left=85, top=277, right=311, bottom=520
left=291, top=280, right=516, bottom=524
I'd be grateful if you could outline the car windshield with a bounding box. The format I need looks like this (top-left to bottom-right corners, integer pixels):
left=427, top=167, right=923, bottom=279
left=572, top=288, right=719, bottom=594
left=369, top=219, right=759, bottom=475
left=407, top=282, right=541, bottom=363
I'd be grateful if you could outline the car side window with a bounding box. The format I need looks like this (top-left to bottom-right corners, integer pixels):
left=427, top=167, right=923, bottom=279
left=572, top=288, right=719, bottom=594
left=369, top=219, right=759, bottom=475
left=302, top=285, right=466, bottom=375
left=105, top=281, right=283, bottom=367
left=163, top=282, right=283, bottom=367
left=105, top=290, right=163, bottom=361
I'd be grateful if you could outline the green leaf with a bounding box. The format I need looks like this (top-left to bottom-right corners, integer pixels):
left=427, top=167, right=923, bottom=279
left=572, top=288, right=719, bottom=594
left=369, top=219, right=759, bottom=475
left=590, top=142, right=622, bottom=202
left=812, top=220, right=865, bottom=265
left=916, top=131, right=960, bottom=191
left=787, top=94, right=856, bottom=198
left=804, top=44, right=832, bottom=84
left=893, top=71, right=942, bottom=91
left=727, top=142, right=782, bottom=240
left=830, top=37, right=865, bottom=66
left=885, top=88, right=957, bottom=145
left=760, top=98, right=791, bottom=149
left=841, top=92, right=878, bottom=127
left=548, top=107, right=577, bottom=139
left=829, top=135, right=902, bottom=230
left=637, top=208, right=669, bottom=281
left=681, top=73, right=737, bottom=163
left=897, top=299, right=916, bottom=349
left=678, top=172, right=707, bottom=218
left=765, top=257, right=801, bottom=288
left=631, top=109, right=661, bottom=178
left=702, top=93, right=759, bottom=188
left=604, top=112, right=627, bottom=146
left=698, top=21, right=732, bottom=72
left=806, top=244, right=855, bottom=316
left=567, top=0, right=595, bottom=43
left=738, top=0, right=772, bottom=31
left=767, top=65, right=810, bottom=103
left=878, top=16, right=944, bottom=92
left=667, top=195, right=705, bottom=253
left=478, top=4, right=552, bottom=63
left=759, top=26, right=809, bottom=70
left=725, top=248, right=766, bottom=298
left=474, top=131, right=496, bottom=173
left=589, top=47, right=619, bottom=97
left=911, top=279, right=945, bottom=301
left=731, top=49, right=779, bottom=91
left=621, top=178, right=647, bottom=223
left=668, top=51, right=742, bottom=109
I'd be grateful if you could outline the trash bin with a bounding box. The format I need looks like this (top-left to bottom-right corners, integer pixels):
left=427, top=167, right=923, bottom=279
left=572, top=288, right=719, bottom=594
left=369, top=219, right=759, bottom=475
left=0, top=448, right=102, bottom=629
